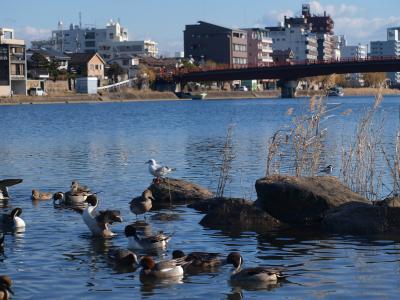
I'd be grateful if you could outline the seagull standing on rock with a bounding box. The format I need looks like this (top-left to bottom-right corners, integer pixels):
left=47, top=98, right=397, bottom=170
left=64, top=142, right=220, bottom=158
left=145, top=159, right=176, bottom=183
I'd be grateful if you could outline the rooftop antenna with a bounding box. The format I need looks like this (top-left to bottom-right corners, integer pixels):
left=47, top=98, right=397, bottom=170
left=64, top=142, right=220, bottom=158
left=79, top=12, right=82, bottom=28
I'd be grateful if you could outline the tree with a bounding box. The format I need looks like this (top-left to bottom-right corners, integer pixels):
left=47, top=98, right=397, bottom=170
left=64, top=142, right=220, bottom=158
left=106, top=63, right=124, bottom=83
left=362, top=72, right=387, bottom=88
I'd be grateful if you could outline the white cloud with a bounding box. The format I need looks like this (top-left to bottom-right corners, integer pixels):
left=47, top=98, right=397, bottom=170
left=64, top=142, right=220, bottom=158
left=16, top=26, right=51, bottom=45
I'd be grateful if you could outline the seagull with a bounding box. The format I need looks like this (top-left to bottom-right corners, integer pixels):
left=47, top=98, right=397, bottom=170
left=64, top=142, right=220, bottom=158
left=320, top=165, right=333, bottom=175
left=145, top=159, right=176, bottom=182
left=0, top=179, right=23, bottom=200
left=130, top=189, right=154, bottom=220
left=82, top=195, right=122, bottom=238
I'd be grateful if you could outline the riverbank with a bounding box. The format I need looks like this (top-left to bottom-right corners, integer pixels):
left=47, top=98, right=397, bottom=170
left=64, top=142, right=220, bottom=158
left=1, top=87, right=399, bottom=105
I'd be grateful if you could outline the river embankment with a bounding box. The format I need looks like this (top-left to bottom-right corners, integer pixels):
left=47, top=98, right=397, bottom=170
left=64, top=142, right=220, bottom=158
left=1, top=88, right=399, bottom=105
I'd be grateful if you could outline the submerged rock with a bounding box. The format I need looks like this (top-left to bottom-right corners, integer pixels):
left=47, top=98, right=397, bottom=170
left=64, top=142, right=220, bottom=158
left=323, top=201, right=400, bottom=235
left=255, top=175, right=368, bottom=226
left=199, top=198, right=282, bottom=232
left=148, top=178, right=213, bottom=206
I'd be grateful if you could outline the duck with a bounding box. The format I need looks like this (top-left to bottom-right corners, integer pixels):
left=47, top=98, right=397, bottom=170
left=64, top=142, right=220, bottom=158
left=172, top=250, right=222, bottom=268
left=31, top=189, right=52, bottom=201
left=125, top=224, right=171, bottom=250
left=108, top=248, right=139, bottom=270
left=129, top=189, right=154, bottom=219
left=0, top=179, right=23, bottom=200
left=82, top=195, right=122, bottom=238
left=140, top=256, right=185, bottom=279
left=0, top=233, right=4, bottom=250
left=226, top=252, right=286, bottom=284
left=0, top=208, right=26, bottom=230
left=145, top=159, right=176, bottom=183
left=0, top=275, right=13, bottom=300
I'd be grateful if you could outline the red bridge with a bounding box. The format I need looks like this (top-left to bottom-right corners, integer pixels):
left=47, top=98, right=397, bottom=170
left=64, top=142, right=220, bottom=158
left=172, top=56, right=400, bottom=97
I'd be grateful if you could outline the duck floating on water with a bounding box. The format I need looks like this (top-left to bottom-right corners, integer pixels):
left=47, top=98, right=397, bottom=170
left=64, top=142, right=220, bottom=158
left=0, top=275, right=13, bottom=300
left=125, top=224, right=170, bottom=250
left=130, top=189, right=154, bottom=219
left=226, top=252, right=286, bottom=284
left=140, top=256, right=186, bottom=279
left=31, top=189, right=52, bottom=201
left=0, top=208, right=25, bottom=231
left=0, top=179, right=23, bottom=200
left=172, top=250, right=222, bottom=268
left=82, top=195, right=122, bottom=238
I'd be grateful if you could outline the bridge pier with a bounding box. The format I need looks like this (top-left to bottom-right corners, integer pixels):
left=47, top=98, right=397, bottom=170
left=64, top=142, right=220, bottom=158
left=279, top=80, right=299, bottom=98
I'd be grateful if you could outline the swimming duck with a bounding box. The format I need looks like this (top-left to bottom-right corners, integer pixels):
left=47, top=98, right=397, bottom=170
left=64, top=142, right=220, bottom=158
left=145, top=159, right=176, bottom=182
left=172, top=250, right=222, bottom=268
left=31, top=189, right=52, bottom=201
left=125, top=224, right=171, bottom=250
left=226, top=252, right=285, bottom=284
left=0, top=275, right=13, bottom=300
left=0, top=179, right=23, bottom=200
left=82, top=195, right=122, bottom=238
left=108, top=248, right=139, bottom=270
left=140, top=256, right=185, bottom=279
left=129, top=189, right=154, bottom=219
left=0, top=208, right=25, bottom=230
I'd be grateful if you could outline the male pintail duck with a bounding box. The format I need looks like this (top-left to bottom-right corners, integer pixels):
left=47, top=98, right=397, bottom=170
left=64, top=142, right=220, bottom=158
left=0, top=208, right=26, bottom=230
left=0, top=179, right=23, bottom=200
left=0, top=275, right=13, bottom=300
left=226, top=252, right=286, bottom=284
left=172, top=250, right=222, bottom=268
left=125, top=224, right=170, bottom=250
left=82, top=195, right=122, bottom=238
left=31, top=189, right=52, bottom=201
left=129, top=189, right=154, bottom=219
left=108, top=248, right=139, bottom=270
left=145, top=159, right=176, bottom=183
left=140, top=256, right=185, bottom=279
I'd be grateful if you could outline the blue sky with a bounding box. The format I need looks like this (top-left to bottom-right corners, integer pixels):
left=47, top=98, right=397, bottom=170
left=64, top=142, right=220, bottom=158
left=1, top=0, right=399, bottom=55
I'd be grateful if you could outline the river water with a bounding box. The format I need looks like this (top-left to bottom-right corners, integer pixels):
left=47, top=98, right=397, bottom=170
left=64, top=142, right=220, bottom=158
left=1, top=96, right=400, bottom=299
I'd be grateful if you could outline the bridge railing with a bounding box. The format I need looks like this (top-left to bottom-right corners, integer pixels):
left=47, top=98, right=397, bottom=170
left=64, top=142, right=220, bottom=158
left=173, top=55, right=400, bottom=77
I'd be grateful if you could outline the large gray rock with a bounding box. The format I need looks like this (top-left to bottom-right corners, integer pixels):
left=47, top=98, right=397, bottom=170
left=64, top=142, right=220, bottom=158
left=255, top=175, right=368, bottom=226
left=323, top=201, right=400, bottom=235
left=199, top=198, right=283, bottom=232
left=148, top=178, right=213, bottom=207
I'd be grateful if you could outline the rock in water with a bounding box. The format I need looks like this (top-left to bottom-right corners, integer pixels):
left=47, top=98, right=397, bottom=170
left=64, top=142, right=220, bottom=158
left=323, top=201, right=400, bottom=235
left=199, top=198, right=282, bottom=232
left=148, top=178, right=213, bottom=206
left=255, top=175, right=368, bottom=226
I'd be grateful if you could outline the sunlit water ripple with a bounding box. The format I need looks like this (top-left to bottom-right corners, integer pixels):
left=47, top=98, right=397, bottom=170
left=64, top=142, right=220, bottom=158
left=1, top=96, right=400, bottom=299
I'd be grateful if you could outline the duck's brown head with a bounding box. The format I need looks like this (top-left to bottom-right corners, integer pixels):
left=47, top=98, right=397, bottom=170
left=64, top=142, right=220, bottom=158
left=140, top=256, right=155, bottom=270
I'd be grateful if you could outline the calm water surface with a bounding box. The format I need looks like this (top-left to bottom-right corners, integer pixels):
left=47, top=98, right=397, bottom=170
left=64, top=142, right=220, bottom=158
left=1, top=96, right=400, bottom=299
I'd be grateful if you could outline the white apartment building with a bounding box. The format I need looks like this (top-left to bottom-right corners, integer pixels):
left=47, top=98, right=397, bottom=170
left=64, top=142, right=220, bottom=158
left=266, top=25, right=318, bottom=61
left=32, top=21, right=158, bottom=58
left=0, top=28, right=27, bottom=96
left=243, top=28, right=273, bottom=66
left=370, top=27, right=400, bottom=85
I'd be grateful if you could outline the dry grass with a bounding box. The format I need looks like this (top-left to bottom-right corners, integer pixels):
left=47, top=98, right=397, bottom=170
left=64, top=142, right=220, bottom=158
left=216, top=124, right=236, bottom=198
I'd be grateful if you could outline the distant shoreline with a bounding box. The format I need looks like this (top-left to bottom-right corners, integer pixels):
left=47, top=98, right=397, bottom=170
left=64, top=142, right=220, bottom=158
left=0, top=88, right=399, bottom=106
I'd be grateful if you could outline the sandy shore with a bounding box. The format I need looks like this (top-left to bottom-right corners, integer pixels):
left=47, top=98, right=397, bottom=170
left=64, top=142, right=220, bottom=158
left=1, top=88, right=399, bottom=106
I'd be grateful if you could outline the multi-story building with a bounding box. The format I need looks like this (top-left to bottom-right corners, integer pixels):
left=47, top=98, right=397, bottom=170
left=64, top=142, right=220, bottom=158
left=184, top=21, right=248, bottom=68
left=0, top=28, right=27, bottom=96
left=370, top=27, right=400, bottom=85
left=32, top=21, right=158, bottom=58
left=242, top=28, right=273, bottom=66
left=266, top=25, right=318, bottom=61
